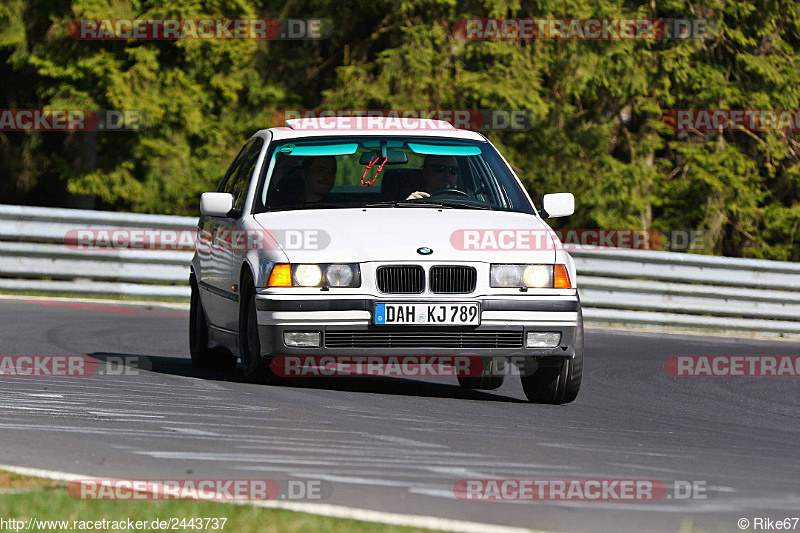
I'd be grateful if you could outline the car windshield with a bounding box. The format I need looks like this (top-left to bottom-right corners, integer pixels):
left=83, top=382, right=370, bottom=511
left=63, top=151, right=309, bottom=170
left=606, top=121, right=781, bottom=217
left=254, top=137, right=534, bottom=214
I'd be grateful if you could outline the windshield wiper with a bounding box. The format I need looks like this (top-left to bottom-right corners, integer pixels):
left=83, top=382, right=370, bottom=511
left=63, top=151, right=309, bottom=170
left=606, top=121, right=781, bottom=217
left=266, top=203, right=353, bottom=212
left=415, top=200, right=493, bottom=210
left=363, top=201, right=453, bottom=209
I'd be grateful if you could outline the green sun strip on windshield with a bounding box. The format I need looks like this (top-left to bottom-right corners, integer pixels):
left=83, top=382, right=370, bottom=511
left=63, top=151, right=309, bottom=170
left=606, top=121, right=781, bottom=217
left=406, top=143, right=482, bottom=156
left=280, top=143, right=359, bottom=156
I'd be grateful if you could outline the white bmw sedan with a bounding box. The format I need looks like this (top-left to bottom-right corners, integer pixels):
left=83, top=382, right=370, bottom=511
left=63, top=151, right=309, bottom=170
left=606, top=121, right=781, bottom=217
left=190, top=117, right=582, bottom=404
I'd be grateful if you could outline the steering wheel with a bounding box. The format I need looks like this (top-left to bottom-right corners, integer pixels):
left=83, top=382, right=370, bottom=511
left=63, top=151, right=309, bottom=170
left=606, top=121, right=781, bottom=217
left=428, top=188, right=471, bottom=198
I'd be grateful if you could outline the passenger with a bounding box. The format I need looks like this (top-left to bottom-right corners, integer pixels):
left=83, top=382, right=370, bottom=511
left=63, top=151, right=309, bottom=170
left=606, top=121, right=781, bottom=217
left=300, top=155, right=337, bottom=203
left=269, top=155, right=337, bottom=206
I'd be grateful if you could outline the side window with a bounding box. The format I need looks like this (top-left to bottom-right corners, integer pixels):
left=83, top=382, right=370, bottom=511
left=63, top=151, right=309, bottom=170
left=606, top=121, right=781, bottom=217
left=217, top=142, right=249, bottom=193
left=231, top=138, right=264, bottom=211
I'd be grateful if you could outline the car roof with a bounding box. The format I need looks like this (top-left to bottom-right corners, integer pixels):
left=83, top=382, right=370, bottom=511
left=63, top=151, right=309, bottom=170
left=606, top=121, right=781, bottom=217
left=263, top=117, right=487, bottom=142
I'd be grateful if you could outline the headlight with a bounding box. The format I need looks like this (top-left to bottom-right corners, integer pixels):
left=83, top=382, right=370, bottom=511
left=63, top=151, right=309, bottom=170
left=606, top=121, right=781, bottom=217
left=523, top=265, right=551, bottom=288
left=293, top=264, right=323, bottom=287
left=325, top=264, right=355, bottom=286
left=490, top=265, right=523, bottom=287
left=491, top=264, right=554, bottom=288
left=269, top=264, right=361, bottom=288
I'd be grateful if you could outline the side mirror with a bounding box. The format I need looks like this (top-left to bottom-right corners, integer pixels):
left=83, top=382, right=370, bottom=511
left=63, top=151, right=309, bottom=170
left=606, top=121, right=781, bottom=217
left=200, top=192, right=234, bottom=218
left=540, top=193, right=575, bottom=218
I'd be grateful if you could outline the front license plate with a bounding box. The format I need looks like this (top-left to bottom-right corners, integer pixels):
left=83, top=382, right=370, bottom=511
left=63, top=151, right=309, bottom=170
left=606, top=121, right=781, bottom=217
left=374, top=303, right=480, bottom=326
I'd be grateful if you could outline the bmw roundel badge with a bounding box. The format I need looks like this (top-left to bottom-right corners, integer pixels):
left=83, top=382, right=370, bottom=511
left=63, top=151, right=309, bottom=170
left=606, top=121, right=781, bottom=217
left=417, top=247, right=433, bottom=255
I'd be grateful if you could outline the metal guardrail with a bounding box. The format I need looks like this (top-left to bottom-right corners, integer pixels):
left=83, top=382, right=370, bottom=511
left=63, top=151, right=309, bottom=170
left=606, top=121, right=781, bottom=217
left=0, top=204, right=194, bottom=297
left=571, top=249, right=800, bottom=335
left=1, top=203, right=798, bottom=336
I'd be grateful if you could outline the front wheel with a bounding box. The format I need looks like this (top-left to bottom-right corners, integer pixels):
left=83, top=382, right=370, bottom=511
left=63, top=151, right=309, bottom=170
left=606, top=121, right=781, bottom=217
left=520, top=313, right=583, bottom=404
left=189, top=278, right=237, bottom=371
left=239, top=275, right=275, bottom=384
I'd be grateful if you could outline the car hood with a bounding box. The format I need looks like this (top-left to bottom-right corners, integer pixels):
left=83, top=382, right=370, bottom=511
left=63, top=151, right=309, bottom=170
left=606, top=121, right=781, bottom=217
left=253, top=208, right=557, bottom=263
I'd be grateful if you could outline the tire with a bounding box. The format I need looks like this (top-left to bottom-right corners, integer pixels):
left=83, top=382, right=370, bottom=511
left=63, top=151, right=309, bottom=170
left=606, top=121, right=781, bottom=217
left=189, top=277, right=237, bottom=371
left=239, top=274, right=274, bottom=384
left=457, top=358, right=505, bottom=390
left=521, top=312, right=583, bottom=404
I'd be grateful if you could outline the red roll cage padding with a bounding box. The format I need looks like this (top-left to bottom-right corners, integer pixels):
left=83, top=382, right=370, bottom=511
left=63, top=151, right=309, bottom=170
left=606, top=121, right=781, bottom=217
left=361, top=156, right=388, bottom=186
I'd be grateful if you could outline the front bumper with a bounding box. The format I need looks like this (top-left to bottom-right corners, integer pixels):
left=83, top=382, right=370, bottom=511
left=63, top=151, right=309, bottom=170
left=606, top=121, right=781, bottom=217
left=254, top=295, right=580, bottom=359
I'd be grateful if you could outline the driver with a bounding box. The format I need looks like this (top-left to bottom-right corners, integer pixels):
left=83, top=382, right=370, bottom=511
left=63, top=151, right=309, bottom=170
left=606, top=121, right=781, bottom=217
left=406, top=155, right=459, bottom=200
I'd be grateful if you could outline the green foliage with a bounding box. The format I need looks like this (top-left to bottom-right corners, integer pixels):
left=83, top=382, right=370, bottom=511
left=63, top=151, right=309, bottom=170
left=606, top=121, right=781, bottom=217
left=0, top=0, right=798, bottom=259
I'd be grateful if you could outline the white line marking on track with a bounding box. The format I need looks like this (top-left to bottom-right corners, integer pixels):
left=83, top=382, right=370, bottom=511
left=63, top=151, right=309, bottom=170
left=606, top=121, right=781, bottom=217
left=87, top=411, right=165, bottom=418
left=162, top=427, right=219, bottom=436
left=0, top=294, right=189, bottom=310
left=371, top=434, right=446, bottom=448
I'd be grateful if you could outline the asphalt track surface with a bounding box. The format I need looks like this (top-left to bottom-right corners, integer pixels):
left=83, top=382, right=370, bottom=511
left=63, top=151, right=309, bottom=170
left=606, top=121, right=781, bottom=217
left=1, top=296, right=799, bottom=533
